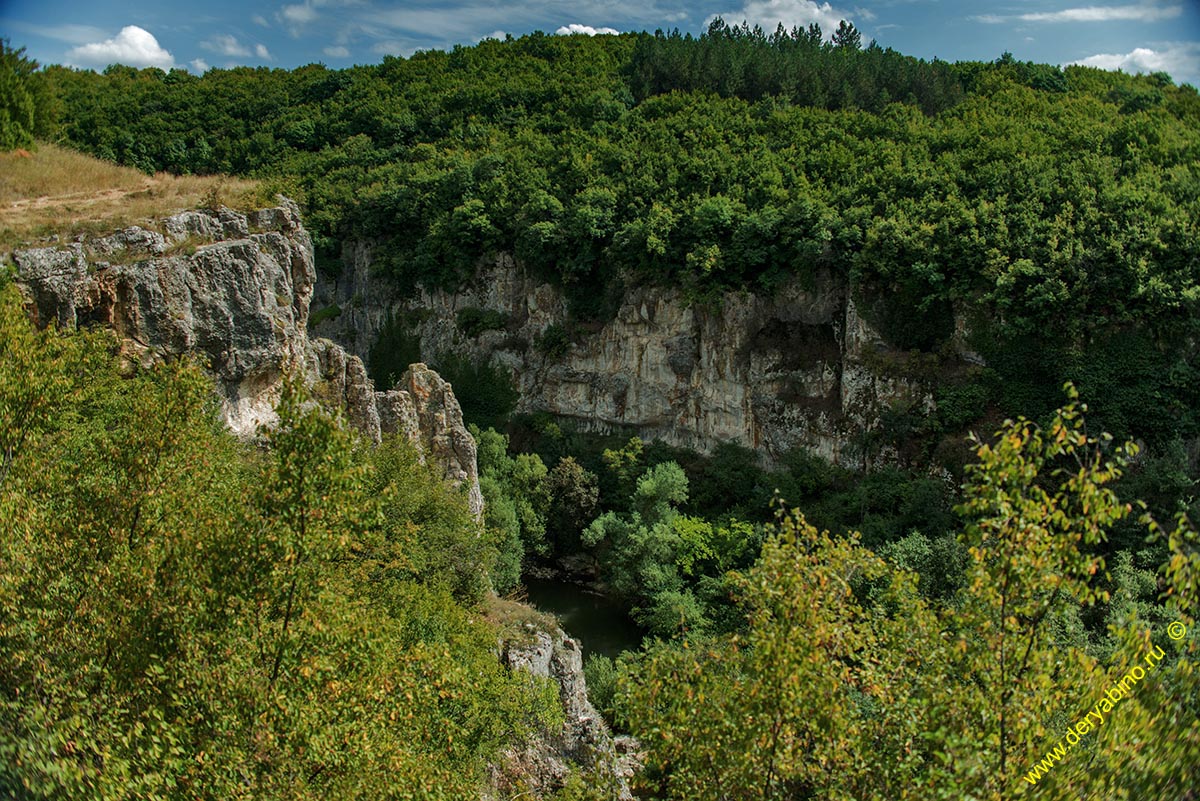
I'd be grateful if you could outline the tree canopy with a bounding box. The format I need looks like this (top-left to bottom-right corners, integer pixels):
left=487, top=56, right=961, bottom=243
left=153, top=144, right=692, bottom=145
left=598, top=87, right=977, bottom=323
left=617, top=393, right=1199, bottom=800
left=0, top=282, right=560, bottom=799
left=26, top=31, right=1200, bottom=450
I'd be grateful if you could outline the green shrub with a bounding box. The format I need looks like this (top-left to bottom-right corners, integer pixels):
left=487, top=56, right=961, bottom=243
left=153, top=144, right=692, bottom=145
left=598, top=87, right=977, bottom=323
left=535, top=323, right=571, bottom=361
left=433, top=353, right=519, bottom=430
left=877, top=531, right=967, bottom=600
left=584, top=654, right=618, bottom=723
left=456, top=307, right=509, bottom=337
left=308, top=303, right=342, bottom=327
left=934, top=379, right=989, bottom=432
left=368, top=313, right=422, bottom=390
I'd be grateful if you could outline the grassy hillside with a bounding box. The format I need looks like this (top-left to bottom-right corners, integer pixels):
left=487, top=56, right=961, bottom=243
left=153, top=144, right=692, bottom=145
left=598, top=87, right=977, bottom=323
left=0, top=143, right=263, bottom=249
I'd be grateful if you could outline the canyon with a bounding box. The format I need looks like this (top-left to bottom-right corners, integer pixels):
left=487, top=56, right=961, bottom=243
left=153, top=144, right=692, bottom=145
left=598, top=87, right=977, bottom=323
left=314, top=246, right=978, bottom=470
left=11, top=199, right=634, bottom=796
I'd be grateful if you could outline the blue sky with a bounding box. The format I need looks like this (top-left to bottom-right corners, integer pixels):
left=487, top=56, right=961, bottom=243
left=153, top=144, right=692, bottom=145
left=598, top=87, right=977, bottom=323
left=3, top=0, right=1199, bottom=86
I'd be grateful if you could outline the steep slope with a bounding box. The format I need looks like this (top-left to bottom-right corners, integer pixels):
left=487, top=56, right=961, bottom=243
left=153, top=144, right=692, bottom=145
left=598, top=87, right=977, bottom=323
left=13, top=198, right=483, bottom=517
left=8, top=196, right=636, bottom=798
left=316, top=249, right=966, bottom=470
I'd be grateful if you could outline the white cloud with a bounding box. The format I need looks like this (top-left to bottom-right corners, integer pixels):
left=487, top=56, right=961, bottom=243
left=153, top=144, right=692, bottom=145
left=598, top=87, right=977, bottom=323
left=67, top=25, right=175, bottom=70
left=3, top=21, right=108, bottom=45
left=253, top=14, right=270, bottom=26
left=202, top=34, right=252, bottom=57
left=360, top=1, right=684, bottom=43
left=480, top=30, right=508, bottom=41
left=190, top=57, right=210, bottom=73
left=1070, top=42, right=1200, bottom=84
left=199, top=35, right=271, bottom=62
left=323, top=45, right=350, bottom=57
left=298, top=1, right=726, bottom=55
left=279, top=0, right=372, bottom=35
left=975, top=3, right=1182, bottom=24
left=282, top=3, right=318, bottom=22
left=854, top=6, right=877, bottom=22
left=280, top=2, right=319, bottom=32
left=366, top=7, right=502, bottom=39
left=1021, top=3, right=1181, bottom=23
left=706, top=0, right=850, bottom=36
left=555, top=23, right=620, bottom=35
left=372, top=40, right=414, bottom=56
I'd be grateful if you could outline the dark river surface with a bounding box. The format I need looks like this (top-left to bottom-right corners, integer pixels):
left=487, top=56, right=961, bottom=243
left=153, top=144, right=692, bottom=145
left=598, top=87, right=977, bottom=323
left=523, top=576, right=645, bottom=659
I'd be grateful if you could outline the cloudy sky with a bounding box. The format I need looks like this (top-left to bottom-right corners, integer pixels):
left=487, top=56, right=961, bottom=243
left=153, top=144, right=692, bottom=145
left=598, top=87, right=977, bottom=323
left=2, top=0, right=1198, bottom=85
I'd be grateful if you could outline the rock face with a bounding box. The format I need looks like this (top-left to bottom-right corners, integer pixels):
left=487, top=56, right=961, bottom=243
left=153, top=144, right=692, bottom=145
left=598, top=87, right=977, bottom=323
left=490, top=628, right=637, bottom=799
left=17, top=207, right=314, bottom=436
left=315, top=249, right=943, bottom=469
left=12, top=200, right=482, bottom=516
left=309, top=339, right=484, bottom=516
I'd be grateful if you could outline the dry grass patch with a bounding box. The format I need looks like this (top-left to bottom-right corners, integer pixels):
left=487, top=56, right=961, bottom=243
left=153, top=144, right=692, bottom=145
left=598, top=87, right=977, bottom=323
left=483, top=593, right=562, bottom=646
left=1, top=143, right=266, bottom=250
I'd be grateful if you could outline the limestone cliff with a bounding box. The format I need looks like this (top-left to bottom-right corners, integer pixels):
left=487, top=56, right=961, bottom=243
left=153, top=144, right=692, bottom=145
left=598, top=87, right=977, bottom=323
left=315, top=248, right=953, bottom=469
left=10, top=200, right=635, bottom=798
left=12, top=200, right=483, bottom=516
left=488, top=627, right=638, bottom=799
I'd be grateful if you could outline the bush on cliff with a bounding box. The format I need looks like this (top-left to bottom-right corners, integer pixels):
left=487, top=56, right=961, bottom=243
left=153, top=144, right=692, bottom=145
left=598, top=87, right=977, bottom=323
left=0, top=284, right=559, bottom=800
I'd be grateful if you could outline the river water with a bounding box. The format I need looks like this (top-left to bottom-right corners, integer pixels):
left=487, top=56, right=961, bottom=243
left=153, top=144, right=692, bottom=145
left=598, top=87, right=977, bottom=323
left=523, top=576, right=645, bottom=659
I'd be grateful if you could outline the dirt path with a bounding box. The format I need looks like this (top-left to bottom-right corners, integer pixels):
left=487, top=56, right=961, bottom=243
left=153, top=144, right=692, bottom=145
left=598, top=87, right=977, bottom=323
left=4, top=182, right=156, bottom=212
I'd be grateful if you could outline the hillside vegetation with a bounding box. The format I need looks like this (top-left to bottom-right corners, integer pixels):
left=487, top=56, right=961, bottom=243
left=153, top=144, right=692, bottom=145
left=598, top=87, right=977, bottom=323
left=2, top=23, right=1199, bottom=801
left=27, top=24, right=1200, bottom=450
left=0, top=143, right=263, bottom=249
left=0, top=279, right=562, bottom=799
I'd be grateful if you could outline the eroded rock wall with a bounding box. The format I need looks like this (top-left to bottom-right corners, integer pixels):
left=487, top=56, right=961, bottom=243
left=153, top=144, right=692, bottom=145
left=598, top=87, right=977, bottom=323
left=489, top=627, right=637, bottom=799
left=17, top=204, right=314, bottom=436
left=12, top=200, right=482, bottom=515
left=316, top=249, right=935, bottom=469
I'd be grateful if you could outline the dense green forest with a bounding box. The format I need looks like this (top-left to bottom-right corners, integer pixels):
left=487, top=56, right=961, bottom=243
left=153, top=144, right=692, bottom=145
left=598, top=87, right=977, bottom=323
left=21, top=18, right=1200, bottom=527
left=0, top=278, right=569, bottom=798
left=2, top=266, right=1197, bottom=798
left=22, top=20, right=1198, bottom=550
left=22, top=23, right=1200, bottom=453
left=3, top=22, right=1200, bottom=799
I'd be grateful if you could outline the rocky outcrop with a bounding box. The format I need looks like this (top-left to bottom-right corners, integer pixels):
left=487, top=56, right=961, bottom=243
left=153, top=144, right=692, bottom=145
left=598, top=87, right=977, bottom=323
left=489, top=628, right=638, bottom=799
left=315, top=249, right=942, bottom=469
left=17, top=207, right=314, bottom=436
left=11, top=200, right=482, bottom=515
left=311, top=345, right=484, bottom=516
